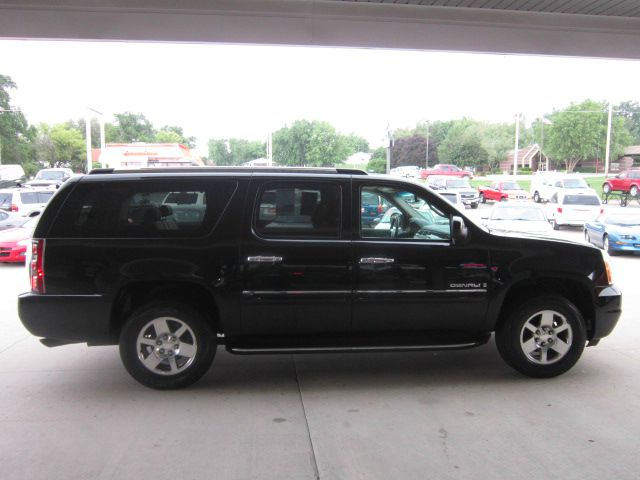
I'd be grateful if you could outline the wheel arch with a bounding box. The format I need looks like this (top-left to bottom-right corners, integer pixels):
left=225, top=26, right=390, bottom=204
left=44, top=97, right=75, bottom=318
left=495, top=277, right=595, bottom=339
left=110, top=281, right=222, bottom=340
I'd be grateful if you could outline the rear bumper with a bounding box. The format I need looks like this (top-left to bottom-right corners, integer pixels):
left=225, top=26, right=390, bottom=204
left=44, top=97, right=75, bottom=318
left=592, top=285, right=622, bottom=340
left=18, top=293, right=114, bottom=345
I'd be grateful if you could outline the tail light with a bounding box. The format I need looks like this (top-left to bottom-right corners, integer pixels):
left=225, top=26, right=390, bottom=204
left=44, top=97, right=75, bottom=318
left=377, top=204, right=384, bottom=214
left=10, top=203, right=18, bottom=212
left=30, top=239, right=45, bottom=294
left=600, top=208, right=604, bottom=214
left=596, top=259, right=614, bottom=287
left=557, top=207, right=563, bottom=213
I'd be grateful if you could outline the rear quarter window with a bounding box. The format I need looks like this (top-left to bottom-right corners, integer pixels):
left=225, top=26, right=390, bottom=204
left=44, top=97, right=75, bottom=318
left=0, top=193, right=12, bottom=208
left=562, top=195, right=600, bottom=206
left=49, top=179, right=237, bottom=238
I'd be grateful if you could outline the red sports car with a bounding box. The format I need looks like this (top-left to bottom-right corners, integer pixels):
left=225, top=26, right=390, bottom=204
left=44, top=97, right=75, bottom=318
left=478, top=181, right=530, bottom=203
left=0, top=216, right=37, bottom=263
left=602, top=170, right=640, bottom=197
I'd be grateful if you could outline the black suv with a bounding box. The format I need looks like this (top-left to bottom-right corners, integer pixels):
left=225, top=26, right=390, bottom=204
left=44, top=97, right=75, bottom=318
left=18, top=168, right=622, bottom=389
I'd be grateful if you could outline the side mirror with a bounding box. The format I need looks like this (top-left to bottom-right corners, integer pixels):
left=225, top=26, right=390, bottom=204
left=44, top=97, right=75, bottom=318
left=452, top=215, right=469, bottom=243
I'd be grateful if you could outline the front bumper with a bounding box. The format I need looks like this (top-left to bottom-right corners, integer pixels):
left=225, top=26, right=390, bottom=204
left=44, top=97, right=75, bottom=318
left=592, top=285, right=622, bottom=340
left=0, top=245, right=26, bottom=263
left=18, top=293, right=114, bottom=345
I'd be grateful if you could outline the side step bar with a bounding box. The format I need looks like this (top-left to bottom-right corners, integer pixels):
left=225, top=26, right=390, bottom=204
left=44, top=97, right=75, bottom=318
left=227, top=337, right=489, bottom=355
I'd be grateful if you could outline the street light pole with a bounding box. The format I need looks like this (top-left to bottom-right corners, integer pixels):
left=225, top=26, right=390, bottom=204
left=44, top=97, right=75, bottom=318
left=604, top=101, right=613, bottom=176
left=513, top=113, right=521, bottom=176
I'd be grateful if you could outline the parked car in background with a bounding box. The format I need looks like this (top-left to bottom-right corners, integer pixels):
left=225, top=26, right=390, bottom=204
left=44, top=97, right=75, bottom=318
left=420, top=164, right=472, bottom=180
left=0, top=187, right=55, bottom=217
left=26, top=168, right=73, bottom=188
left=437, top=190, right=463, bottom=207
left=481, top=202, right=553, bottom=235
left=584, top=212, right=640, bottom=255
left=427, top=176, right=480, bottom=209
left=478, top=181, right=529, bottom=203
left=601, top=170, right=640, bottom=197
left=548, top=190, right=602, bottom=230
left=0, top=210, right=33, bottom=231
left=530, top=173, right=589, bottom=203
left=390, top=166, right=421, bottom=179
left=0, top=215, right=38, bottom=263
left=0, top=164, right=26, bottom=188
left=361, top=189, right=389, bottom=226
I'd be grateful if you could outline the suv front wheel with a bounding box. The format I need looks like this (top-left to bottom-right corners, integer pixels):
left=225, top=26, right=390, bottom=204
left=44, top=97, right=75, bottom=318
left=119, top=302, right=216, bottom=389
left=495, top=296, right=586, bottom=378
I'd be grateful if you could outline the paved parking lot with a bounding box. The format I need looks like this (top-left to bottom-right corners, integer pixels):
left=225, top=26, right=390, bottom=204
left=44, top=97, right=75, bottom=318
left=1, top=202, right=639, bottom=480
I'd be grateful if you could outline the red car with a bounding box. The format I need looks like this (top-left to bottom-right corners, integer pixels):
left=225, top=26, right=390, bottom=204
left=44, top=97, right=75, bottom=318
left=0, top=216, right=37, bottom=263
left=602, top=170, right=640, bottom=197
left=420, top=164, right=472, bottom=180
left=478, top=181, right=530, bottom=203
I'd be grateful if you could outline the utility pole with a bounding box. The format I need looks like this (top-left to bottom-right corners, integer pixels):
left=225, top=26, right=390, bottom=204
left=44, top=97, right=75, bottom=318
left=604, top=101, right=613, bottom=176
left=513, top=113, right=520, bottom=176
left=425, top=120, right=430, bottom=169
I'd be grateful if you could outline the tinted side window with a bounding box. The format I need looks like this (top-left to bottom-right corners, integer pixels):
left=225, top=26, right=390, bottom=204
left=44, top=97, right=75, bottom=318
left=37, top=191, right=54, bottom=202
left=49, top=180, right=237, bottom=238
left=254, top=182, right=341, bottom=238
left=0, top=193, right=11, bottom=209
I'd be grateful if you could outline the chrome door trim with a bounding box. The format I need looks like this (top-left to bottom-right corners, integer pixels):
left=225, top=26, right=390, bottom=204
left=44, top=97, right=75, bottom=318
left=246, top=255, right=283, bottom=263
left=243, top=290, right=350, bottom=296
left=359, top=257, right=395, bottom=264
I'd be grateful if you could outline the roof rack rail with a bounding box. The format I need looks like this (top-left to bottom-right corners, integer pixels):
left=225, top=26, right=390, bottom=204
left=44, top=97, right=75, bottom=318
left=87, top=167, right=367, bottom=175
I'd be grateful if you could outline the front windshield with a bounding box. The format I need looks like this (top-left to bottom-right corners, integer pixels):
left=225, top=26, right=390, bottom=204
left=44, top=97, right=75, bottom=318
left=491, top=206, right=546, bottom=221
left=563, top=178, right=588, bottom=189
left=607, top=214, right=640, bottom=227
left=446, top=179, right=469, bottom=188
left=501, top=182, right=521, bottom=190
left=36, top=171, right=65, bottom=180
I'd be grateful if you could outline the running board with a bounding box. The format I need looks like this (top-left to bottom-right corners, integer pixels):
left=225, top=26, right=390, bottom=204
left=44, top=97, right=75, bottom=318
left=227, top=337, right=489, bottom=355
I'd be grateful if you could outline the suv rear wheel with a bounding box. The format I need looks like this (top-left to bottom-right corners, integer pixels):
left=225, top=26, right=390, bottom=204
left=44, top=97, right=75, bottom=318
left=496, top=296, right=586, bottom=378
left=119, top=302, right=216, bottom=389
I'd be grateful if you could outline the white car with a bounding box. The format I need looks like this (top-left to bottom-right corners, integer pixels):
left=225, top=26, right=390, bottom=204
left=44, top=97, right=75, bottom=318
left=0, top=187, right=55, bottom=217
left=26, top=168, right=74, bottom=188
left=530, top=173, right=589, bottom=203
left=427, top=175, right=480, bottom=209
left=390, top=166, right=421, bottom=178
left=547, top=190, right=602, bottom=230
left=482, top=202, right=553, bottom=236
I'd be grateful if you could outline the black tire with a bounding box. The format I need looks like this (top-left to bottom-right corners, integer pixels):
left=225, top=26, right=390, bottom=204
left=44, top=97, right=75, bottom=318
left=552, top=219, right=560, bottom=231
left=471, top=202, right=479, bottom=209
left=495, top=295, right=586, bottom=378
left=602, top=183, right=611, bottom=195
left=584, top=229, right=590, bottom=245
left=119, top=301, right=216, bottom=389
left=603, top=234, right=618, bottom=256
left=480, top=193, right=486, bottom=204
left=499, top=196, right=507, bottom=202
left=630, top=185, right=639, bottom=197
left=533, top=191, right=540, bottom=203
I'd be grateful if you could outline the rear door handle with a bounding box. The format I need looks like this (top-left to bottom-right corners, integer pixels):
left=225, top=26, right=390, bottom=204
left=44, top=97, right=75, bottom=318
left=247, top=256, right=283, bottom=263
left=359, top=257, right=395, bottom=264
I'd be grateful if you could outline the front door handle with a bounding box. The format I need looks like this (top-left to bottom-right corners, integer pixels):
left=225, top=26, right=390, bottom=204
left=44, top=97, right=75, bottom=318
left=359, top=257, right=395, bottom=264
left=247, top=255, right=283, bottom=263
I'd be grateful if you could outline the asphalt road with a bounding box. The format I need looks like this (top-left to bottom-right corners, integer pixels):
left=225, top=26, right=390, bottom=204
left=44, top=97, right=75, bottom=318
left=1, top=203, right=639, bottom=480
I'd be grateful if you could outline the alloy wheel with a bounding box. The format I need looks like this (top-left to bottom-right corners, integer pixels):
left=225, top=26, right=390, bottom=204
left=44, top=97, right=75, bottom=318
left=519, top=310, right=573, bottom=365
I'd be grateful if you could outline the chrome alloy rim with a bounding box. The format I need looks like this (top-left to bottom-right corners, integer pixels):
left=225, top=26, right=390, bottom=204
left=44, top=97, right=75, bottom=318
left=136, top=317, right=197, bottom=375
left=519, top=310, right=573, bottom=365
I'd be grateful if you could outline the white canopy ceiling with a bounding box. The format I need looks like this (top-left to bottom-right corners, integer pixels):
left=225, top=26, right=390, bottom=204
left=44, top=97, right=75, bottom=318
left=2, top=0, right=640, bottom=59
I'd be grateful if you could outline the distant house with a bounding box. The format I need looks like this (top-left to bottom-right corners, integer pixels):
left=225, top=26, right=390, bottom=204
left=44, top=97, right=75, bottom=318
left=97, top=143, right=202, bottom=169
left=614, top=145, right=640, bottom=172
left=500, top=144, right=551, bottom=173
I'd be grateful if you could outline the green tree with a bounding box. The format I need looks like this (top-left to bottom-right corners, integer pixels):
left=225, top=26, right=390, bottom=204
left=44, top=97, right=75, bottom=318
left=390, top=135, right=427, bottom=169
left=616, top=101, right=640, bottom=144
left=49, top=123, right=86, bottom=171
left=106, top=112, right=156, bottom=143
left=545, top=100, right=632, bottom=172
left=155, top=125, right=196, bottom=148
left=207, top=139, right=231, bottom=166
left=273, top=120, right=350, bottom=167
left=438, top=120, right=489, bottom=168
left=343, top=134, right=369, bottom=154
left=0, top=74, right=33, bottom=166
left=366, top=147, right=386, bottom=173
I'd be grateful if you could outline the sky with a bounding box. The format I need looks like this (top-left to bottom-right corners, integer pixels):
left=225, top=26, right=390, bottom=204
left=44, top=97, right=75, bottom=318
left=1, top=39, right=640, bottom=155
